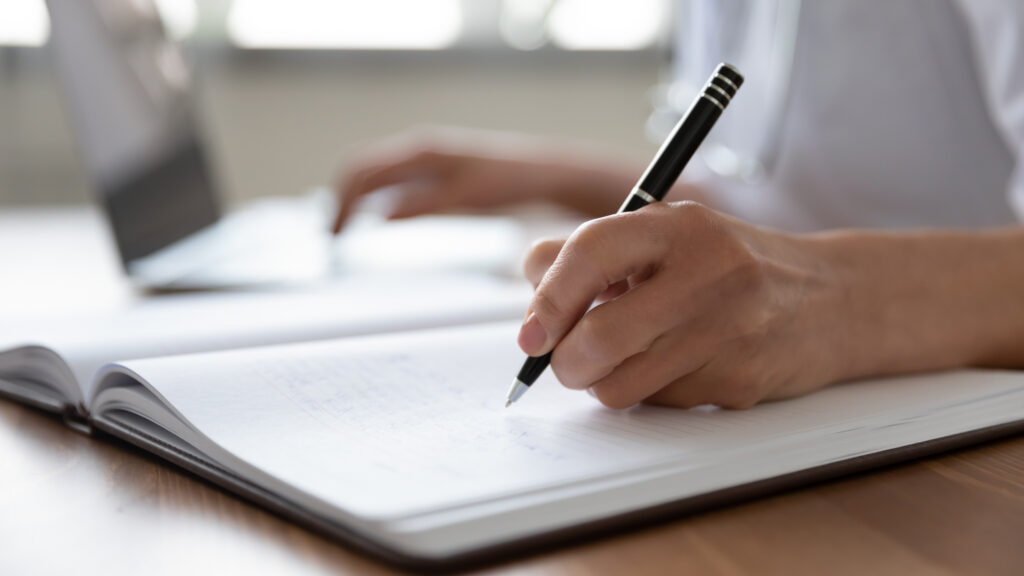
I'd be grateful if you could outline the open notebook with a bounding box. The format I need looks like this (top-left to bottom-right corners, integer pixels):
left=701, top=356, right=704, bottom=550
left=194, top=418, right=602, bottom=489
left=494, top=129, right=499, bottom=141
left=3, top=314, right=1024, bottom=569
left=0, top=274, right=530, bottom=417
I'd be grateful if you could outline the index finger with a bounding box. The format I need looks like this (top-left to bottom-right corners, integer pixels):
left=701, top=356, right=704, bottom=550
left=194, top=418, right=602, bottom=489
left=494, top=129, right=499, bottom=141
left=518, top=207, right=670, bottom=356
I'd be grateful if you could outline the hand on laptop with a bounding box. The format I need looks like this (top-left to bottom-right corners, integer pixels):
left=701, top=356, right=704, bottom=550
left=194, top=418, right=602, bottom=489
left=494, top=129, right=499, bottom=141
left=331, top=127, right=665, bottom=233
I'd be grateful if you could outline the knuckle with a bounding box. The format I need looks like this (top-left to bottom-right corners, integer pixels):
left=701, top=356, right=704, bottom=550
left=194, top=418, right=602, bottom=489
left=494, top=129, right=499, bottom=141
left=387, top=131, right=444, bottom=164
left=565, top=217, right=620, bottom=279
left=669, top=202, right=732, bottom=249
left=531, top=237, right=566, bottom=259
left=644, top=382, right=702, bottom=409
left=732, top=334, right=767, bottom=363
left=671, top=200, right=713, bottom=225
left=591, top=385, right=636, bottom=410
left=660, top=395, right=703, bottom=410
left=730, top=249, right=767, bottom=291
left=335, top=158, right=369, bottom=188
left=575, top=314, right=619, bottom=363
left=568, top=218, right=610, bottom=256
left=337, top=159, right=387, bottom=195
left=549, top=350, right=588, bottom=390
left=528, top=235, right=569, bottom=266
left=529, top=289, right=567, bottom=326
left=707, top=238, right=768, bottom=304
left=717, top=373, right=764, bottom=409
left=523, top=238, right=564, bottom=276
left=553, top=319, right=623, bottom=391
left=349, top=143, right=393, bottom=170
left=404, top=125, right=443, bottom=147
left=676, top=397, right=708, bottom=410
left=406, top=142, right=440, bottom=164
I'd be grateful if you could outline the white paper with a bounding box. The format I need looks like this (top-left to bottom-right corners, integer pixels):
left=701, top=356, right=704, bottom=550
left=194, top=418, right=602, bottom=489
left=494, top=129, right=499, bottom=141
left=0, top=275, right=530, bottom=403
left=100, top=321, right=1024, bottom=524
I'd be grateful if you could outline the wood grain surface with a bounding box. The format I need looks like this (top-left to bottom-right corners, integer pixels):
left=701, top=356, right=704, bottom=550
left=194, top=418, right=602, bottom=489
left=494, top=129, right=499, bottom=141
left=2, top=400, right=1023, bottom=576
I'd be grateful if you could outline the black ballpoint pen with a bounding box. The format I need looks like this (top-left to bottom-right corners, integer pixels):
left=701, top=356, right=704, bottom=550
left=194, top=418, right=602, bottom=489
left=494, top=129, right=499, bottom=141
left=505, top=63, right=744, bottom=407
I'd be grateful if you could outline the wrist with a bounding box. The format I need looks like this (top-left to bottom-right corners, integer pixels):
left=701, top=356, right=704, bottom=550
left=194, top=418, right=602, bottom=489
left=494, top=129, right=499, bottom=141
left=797, top=232, right=889, bottom=382
left=754, top=230, right=870, bottom=387
left=801, top=228, right=1024, bottom=381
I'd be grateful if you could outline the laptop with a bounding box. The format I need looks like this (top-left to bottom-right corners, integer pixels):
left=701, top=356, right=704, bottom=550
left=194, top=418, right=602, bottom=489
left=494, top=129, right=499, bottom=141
left=43, top=0, right=345, bottom=290
left=44, top=0, right=539, bottom=290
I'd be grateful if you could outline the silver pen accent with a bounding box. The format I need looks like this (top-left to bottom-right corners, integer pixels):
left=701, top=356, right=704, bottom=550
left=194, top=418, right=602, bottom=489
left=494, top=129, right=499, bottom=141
left=700, top=93, right=725, bottom=112
left=505, top=379, right=530, bottom=408
left=630, top=186, right=658, bottom=205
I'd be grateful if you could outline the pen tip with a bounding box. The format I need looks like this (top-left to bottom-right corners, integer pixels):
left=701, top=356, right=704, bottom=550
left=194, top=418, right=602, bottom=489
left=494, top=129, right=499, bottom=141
left=504, top=378, right=529, bottom=408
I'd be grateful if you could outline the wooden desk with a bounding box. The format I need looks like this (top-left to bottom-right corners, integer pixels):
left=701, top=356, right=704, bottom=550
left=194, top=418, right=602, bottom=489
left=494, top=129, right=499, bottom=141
left=2, top=399, right=1023, bottom=575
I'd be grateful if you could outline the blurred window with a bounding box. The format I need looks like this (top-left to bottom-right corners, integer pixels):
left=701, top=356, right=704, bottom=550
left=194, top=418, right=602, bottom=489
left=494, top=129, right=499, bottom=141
left=227, top=0, right=463, bottom=50
left=1, top=0, right=669, bottom=51
left=505, top=0, right=667, bottom=51
left=0, top=0, right=49, bottom=46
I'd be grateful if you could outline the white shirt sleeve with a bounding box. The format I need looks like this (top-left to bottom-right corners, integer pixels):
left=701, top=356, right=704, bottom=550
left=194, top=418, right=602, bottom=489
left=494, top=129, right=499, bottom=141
left=956, top=0, right=1024, bottom=222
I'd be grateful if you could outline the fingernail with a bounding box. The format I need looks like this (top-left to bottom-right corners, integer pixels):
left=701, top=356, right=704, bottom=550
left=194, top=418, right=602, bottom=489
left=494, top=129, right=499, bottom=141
left=518, top=313, right=548, bottom=355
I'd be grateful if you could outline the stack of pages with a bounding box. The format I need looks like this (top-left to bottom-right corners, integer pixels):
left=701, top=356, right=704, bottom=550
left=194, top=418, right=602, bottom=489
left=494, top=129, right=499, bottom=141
left=2, top=277, right=1023, bottom=569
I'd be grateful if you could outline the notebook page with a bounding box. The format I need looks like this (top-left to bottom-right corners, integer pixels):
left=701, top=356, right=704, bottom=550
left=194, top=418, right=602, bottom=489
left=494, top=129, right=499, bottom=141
left=0, top=274, right=529, bottom=404
left=104, top=321, right=1024, bottom=522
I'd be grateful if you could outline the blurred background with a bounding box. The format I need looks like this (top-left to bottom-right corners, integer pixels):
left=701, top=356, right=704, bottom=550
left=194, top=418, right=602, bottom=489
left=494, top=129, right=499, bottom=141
left=0, top=0, right=668, bottom=207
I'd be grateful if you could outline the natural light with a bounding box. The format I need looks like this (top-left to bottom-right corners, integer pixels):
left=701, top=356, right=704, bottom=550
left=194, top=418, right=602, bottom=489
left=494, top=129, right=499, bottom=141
left=547, top=0, right=666, bottom=51
left=227, top=0, right=464, bottom=50
left=0, top=0, right=195, bottom=46
left=0, top=0, right=49, bottom=46
left=0, top=0, right=664, bottom=52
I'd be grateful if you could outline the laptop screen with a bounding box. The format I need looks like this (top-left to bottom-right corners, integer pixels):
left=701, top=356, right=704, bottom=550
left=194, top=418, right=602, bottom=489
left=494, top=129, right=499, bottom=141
left=45, top=0, right=221, bottom=266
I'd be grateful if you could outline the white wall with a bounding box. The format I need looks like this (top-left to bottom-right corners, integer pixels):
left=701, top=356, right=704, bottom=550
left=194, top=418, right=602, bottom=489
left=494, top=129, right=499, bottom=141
left=0, top=49, right=661, bottom=206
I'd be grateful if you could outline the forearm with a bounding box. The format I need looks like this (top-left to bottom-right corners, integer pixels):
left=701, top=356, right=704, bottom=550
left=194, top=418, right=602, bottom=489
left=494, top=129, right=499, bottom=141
left=538, top=154, right=642, bottom=216
left=810, top=227, right=1024, bottom=381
